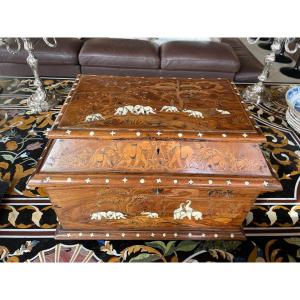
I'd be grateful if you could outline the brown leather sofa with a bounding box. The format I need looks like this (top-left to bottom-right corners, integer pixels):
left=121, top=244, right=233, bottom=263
left=0, top=38, right=262, bottom=82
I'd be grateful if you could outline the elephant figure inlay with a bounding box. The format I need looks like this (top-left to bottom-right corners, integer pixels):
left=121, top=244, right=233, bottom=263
left=173, top=200, right=203, bottom=221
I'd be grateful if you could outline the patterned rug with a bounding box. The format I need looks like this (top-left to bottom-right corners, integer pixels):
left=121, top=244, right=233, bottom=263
left=0, top=77, right=300, bottom=262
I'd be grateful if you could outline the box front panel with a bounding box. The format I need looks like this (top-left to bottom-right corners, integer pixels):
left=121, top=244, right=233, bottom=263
left=49, top=186, right=259, bottom=231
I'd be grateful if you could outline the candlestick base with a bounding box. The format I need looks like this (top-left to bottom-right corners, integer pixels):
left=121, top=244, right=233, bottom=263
left=242, top=82, right=271, bottom=104
left=26, top=87, right=57, bottom=113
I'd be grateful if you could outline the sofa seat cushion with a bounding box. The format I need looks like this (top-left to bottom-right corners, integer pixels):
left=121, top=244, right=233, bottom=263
left=0, top=38, right=83, bottom=65
left=161, top=41, right=240, bottom=73
left=79, top=38, right=160, bottom=69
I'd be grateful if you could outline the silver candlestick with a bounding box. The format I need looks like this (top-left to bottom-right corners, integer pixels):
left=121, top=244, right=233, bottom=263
left=0, top=38, right=57, bottom=113
left=242, top=38, right=283, bottom=104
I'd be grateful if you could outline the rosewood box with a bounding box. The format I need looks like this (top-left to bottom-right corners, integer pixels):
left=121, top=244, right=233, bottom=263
left=28, top=75, right=281, bottom=240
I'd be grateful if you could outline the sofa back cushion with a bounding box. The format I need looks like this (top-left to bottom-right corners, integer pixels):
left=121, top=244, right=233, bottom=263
left=160, top=41, right=240, bottom=73
left=79, top=38, right=160, bottom=69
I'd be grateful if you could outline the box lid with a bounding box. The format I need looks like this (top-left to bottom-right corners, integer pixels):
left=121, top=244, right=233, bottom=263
left=48, top=75, right=265, bottom=143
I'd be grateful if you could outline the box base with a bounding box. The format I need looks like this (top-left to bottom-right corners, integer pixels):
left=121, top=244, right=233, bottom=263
left=55, top=225, right=246, bottom=240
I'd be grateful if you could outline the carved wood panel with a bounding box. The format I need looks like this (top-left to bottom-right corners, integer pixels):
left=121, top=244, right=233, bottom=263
left=41, top=139, right=271, bottom=176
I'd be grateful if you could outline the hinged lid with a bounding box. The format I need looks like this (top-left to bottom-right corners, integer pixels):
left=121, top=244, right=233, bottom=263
left=48, top=75, right=265, bottom=143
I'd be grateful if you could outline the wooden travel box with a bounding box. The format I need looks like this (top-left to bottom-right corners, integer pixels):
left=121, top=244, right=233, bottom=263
left=28, top=75, right=282, bottom=240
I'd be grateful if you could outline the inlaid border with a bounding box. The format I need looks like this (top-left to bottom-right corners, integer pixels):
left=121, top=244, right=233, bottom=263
left=55, top=225, right=245, bottom=240
left=47, top=129, right=265, bottom=143
left=28, top=173, right=281, bottom=191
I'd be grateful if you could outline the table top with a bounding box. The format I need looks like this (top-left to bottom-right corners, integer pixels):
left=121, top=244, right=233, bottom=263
left=50, top=75, right=264, bottom=142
